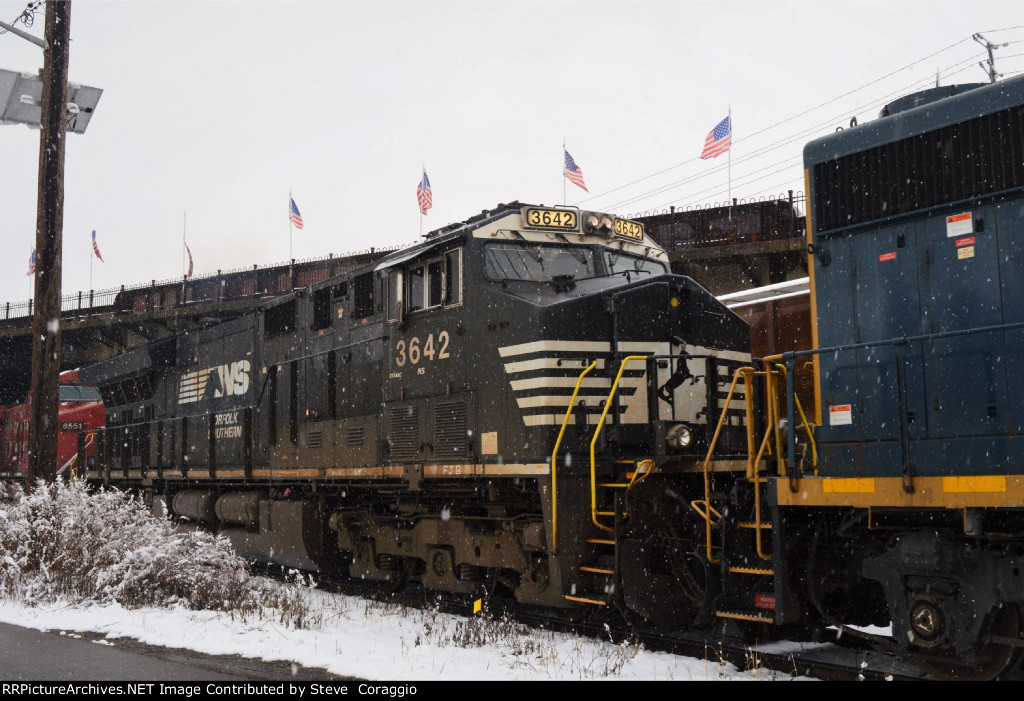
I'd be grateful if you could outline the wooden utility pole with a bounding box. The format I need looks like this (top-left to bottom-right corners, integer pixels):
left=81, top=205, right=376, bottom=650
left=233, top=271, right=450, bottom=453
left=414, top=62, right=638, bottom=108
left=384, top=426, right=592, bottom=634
left=973, top=33, right=1004, bottom=84
left=27, top=0, right=72, bottom=487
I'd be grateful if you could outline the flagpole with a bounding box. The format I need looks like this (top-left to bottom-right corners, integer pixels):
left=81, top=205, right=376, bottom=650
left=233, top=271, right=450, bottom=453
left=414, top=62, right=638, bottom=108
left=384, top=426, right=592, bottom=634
left=89, top=234, right=93, bottom=293
left=182, top=211, right=187, bottom=300
left=288, top=189, right=293, bottom=263
left=728, top=105, right=732, bottom=220
left=562, top=139, right=566, bottom=206
left=419, top=166, right=424, bottom=238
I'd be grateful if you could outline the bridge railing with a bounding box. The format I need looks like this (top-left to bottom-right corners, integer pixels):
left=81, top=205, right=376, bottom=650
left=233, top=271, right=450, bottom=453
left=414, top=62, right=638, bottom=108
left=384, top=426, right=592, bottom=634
left=632, top=191, right=807, bottom=252
left=0, top=246, right=401, bottom=324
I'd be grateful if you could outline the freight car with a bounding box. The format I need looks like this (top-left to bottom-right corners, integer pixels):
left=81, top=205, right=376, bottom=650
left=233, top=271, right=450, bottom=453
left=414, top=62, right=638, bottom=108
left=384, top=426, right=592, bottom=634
left=79, top=203, right=752, bottom=621
left=0, top=370, right=104, bottom=480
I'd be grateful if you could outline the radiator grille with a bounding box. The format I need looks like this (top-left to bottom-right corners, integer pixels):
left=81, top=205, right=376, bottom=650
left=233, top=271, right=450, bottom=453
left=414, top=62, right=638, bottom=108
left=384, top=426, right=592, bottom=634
left=813, top=105, right=1024, bottom=232
left=306, top=430, right=323, bottom=449
left=434, top=401, right=468, bottom=459
left=388, top=406, right=419, bottom=461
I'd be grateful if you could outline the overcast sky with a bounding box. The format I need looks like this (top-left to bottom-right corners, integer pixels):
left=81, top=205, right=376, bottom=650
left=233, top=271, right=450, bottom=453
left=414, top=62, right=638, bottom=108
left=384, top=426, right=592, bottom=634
left=0, top=0, right=1021, bottom=304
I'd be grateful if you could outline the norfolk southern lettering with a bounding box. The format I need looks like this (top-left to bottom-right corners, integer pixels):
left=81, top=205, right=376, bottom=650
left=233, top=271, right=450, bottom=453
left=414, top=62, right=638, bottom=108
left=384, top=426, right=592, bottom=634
left=178, top=360, right=251, bottom=404
left=214, top=411, right=243, bottom=439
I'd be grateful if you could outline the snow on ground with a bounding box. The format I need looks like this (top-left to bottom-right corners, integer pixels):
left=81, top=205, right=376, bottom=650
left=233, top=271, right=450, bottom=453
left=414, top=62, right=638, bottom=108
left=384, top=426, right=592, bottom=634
left=0, top=588, right=818, bottom=681
left=0, top=483, right=822, bottom=681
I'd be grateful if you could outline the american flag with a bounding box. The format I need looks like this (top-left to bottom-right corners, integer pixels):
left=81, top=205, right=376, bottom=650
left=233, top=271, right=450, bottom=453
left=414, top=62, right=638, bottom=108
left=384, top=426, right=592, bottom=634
left=186, top=242, right=194, bottom=278
left=700, top=116, right=731, bottom=159
left=417, top=170, right=432, bottom=214
left=91, top=230, right=104, bottom=262
left=289, top=197, right=304, bottom=229
left=563, top=149, right=588, bottom=192
left=26, top=248, right=36, bottom=276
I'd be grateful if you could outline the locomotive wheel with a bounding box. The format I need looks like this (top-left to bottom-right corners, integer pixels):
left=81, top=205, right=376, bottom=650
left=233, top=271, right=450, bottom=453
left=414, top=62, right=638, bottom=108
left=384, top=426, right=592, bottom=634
left=619, top=526, right=718, bottom=628
left=914, top=604, right=1022, bottom=681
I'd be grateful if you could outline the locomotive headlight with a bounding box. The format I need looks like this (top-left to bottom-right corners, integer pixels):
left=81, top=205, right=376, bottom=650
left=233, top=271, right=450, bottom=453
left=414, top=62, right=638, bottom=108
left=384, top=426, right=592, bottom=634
left=600, top=215, right=615, bottom=231
left=666, top=423, right=693, bottom=449
left=586, top=214, right=602, bottom=231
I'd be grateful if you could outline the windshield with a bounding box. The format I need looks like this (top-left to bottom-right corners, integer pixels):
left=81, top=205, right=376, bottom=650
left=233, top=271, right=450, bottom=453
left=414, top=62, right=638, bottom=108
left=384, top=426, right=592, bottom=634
left=483, top=243, right=595, bottom=282
left=59, top=385, right=102, bottom=402
left=603, top=250, right=667, bottom=276
left=483, top=242, right=667, bottom=284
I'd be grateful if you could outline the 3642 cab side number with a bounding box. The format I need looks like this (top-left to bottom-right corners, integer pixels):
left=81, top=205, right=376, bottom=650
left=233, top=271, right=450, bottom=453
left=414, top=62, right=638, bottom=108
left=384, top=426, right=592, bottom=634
left=395, top=331, right=451, bottom=367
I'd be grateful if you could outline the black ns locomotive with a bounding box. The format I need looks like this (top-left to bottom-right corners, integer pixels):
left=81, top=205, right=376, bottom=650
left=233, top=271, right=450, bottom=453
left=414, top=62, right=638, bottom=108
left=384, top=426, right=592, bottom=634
left=81, top=202, right=750, bottom=621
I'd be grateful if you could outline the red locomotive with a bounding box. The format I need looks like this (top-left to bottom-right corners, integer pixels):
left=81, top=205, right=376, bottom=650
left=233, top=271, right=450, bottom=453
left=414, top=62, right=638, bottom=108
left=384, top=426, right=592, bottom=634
left=0, top=370, right=105, bottom=480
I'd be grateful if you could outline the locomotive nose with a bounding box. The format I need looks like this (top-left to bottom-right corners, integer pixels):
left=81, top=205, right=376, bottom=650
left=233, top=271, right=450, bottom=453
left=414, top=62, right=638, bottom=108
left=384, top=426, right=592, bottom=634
left=609, top=276, right=746, bottom=350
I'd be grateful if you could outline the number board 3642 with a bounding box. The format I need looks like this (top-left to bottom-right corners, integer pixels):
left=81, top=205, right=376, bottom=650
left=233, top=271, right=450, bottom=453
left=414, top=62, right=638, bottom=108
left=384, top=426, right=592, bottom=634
left=522, top=208, right=578, bottom=231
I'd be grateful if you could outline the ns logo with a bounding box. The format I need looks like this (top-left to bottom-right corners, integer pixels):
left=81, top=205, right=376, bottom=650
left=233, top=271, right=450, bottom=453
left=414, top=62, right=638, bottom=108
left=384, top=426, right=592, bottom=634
left=178, top=360, right=251, bottom=404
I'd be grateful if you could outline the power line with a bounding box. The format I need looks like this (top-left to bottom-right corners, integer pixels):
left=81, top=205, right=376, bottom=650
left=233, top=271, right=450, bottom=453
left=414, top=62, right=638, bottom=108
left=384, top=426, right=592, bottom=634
left=0, top=1, right=42, bottom=35
left=572, top=33, right=978, bottom=207
left=600, top=61, right=977, bottom=212
left=979, top=24, right=1024, bottom=34
left=645, top=56, right=1022, bottom=213
left=592, top=41, right=1024, bottom=214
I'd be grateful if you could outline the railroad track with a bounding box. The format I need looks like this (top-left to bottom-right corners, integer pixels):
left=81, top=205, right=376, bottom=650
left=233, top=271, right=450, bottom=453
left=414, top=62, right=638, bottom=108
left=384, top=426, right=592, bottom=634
left=259, top=565, right=934, bottom=682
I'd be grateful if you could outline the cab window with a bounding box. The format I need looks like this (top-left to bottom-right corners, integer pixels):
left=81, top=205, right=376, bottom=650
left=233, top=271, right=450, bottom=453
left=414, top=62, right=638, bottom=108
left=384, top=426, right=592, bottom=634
left=58, top=385, right=102, bottom=402
left=388, top=270, right=403, bottom=322
left=602, top=250, right=666, bottom=277
left=483, top=243, right=595, bottom=282
left=427, top=260, right=444, bottom=307
left=403, top=248, right=462, bottom=314
left=407, top=265, right=426, bottom=312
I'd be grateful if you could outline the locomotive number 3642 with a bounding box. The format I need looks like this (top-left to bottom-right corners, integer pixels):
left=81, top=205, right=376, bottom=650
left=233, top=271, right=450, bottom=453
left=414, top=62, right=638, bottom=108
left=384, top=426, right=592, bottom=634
left=395, top=331, right=451, bottom=367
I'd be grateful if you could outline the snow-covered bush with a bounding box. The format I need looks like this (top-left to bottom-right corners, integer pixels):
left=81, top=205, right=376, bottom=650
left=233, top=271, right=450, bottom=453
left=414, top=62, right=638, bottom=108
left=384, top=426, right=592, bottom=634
left=0, top=480, right=310, bottom=625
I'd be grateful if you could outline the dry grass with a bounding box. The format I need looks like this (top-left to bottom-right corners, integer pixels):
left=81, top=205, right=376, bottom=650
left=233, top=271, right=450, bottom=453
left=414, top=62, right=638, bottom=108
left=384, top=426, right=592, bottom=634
left=357, top=596, right=645, bottom=678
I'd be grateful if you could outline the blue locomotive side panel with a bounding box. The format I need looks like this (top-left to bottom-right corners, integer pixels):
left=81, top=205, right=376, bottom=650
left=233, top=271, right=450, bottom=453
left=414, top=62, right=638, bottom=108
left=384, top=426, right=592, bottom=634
left=806, top=75, right=1024, bottom=476
left=999, top=200, right=1024, bottom=433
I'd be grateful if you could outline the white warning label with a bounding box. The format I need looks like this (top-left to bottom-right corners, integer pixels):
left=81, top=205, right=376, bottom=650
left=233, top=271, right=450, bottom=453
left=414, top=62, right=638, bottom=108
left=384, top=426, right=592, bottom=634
left=946, top=212, right=973, bottom=237
left=829, top=404, right=853, bottom=426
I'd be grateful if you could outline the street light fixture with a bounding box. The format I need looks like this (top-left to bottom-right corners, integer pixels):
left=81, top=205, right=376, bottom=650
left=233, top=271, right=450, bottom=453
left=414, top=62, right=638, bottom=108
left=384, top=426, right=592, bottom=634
left=0, top=67, right=103, bottom=133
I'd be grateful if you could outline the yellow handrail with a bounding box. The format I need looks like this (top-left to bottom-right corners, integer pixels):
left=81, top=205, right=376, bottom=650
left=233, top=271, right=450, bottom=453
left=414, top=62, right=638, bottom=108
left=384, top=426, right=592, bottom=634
left=769, top=362, right=785, bottom=475
left=772, top=362, right=818, bottom=474
left=700, top=366, right=753, bottom=562
left=749, top=366, right=782, bottom=561
left=627, top=458, right=655, bottom=490
left=699, top=362, right=814, bottom=563
left=690, top=499, right=721, bottom=526
left=59, top=431, right=96, bottom=483
left=749, top=373, right=777, bottom=477
left=589, top=355, right=649, bottom=532
left=549, top=361, right=597, bottom=553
